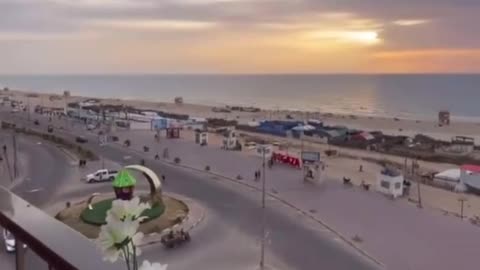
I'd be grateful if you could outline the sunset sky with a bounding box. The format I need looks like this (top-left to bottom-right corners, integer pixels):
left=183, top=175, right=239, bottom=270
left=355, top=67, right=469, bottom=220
left=1, top=0, right=480, bottom=74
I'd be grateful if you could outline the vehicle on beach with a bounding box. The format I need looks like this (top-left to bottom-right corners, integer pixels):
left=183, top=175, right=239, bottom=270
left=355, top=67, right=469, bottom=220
left=76, top=136, right=88, bottom=143
left=3, top=229, right=15, bottom=253
left=85, top=169, right=118, bottom=183
left=161, top=230, right=191, bottom=249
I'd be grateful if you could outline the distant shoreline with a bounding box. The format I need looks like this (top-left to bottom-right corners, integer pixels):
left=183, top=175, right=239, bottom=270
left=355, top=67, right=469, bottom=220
left=3, top=86, right=479, bottom=124
left=3, top=88, right=480, bottom=143
left=1, top=74, right=480, bottom=122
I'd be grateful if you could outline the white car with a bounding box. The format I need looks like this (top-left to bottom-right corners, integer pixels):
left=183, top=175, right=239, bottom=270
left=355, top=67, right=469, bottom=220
left=86, top=169, right=118, bottom=183
left=86, top=124, right=96, bottom=130
left=3, top=229, right=15, bottom=252
left=244, top=142, right=257, bottom=150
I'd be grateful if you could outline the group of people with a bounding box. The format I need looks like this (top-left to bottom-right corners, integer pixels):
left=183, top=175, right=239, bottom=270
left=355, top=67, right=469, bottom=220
left=78, top=159, right=87, bottom=167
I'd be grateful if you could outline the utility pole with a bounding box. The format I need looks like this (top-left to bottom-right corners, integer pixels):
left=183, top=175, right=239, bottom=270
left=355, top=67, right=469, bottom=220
left=3, top=144, right=13, bottom=183
left=413, top=158, right=422, bottom=208
left=64, top=94, right=69, bottom=131
left=259, top=146, right=267, bottom=270
left=458, top=196, right=467, bottom=220
left=12, top=134, right=18, bottom=178
left=26, top=96, right=31, bottom=122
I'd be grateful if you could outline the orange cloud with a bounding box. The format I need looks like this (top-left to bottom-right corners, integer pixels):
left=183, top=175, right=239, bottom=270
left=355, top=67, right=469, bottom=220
left=372, top=49, right=480, bottom=73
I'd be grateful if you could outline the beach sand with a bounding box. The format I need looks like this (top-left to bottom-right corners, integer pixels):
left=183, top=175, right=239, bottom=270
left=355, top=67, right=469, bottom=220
left=6, top=89, right=480, bottom=142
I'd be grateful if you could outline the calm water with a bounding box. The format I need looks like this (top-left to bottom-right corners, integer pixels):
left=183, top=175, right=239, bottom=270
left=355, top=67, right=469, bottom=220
left=0, top=74, right=479, bottom=121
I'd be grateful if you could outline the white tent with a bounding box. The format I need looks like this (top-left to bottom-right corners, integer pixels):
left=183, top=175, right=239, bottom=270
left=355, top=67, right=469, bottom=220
left=434, top=169, right=461, bottom=183
left=293, top=125, right=315, bottom=131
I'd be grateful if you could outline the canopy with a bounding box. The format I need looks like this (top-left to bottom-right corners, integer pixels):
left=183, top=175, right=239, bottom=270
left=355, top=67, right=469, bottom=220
left=293, top=125, right=315, bottom=131
left=434, top=169, right=461, bottom=182
left=113, top=170, right=137, bottom=188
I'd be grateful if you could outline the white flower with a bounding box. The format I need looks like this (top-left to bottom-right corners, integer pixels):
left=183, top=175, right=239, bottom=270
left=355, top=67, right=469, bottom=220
left=107, top=197, right=151, bottom=222
left=97, top=218, right=141, bottom=262
left=139, top=260, right=168, bottom=270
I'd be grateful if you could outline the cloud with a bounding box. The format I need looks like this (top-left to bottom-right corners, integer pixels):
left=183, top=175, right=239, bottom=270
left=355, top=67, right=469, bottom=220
left=90, top=19, right=218, bottom=31
left=393, top=19, right=430, bottom=26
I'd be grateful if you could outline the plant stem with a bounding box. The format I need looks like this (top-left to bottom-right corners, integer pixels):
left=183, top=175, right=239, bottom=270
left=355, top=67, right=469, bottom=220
left=132, top=244, right=138, bottom=270
left=122, top=247, right=131, bottom=270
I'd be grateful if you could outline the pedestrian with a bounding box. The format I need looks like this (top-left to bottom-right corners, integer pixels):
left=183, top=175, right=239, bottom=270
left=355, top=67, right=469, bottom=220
left=254, top=171, right=258, bottom=181
left=161, top=174, right=166, bottom=184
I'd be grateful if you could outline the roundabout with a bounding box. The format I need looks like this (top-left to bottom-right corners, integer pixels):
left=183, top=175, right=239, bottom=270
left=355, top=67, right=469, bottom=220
left=55, top=165, right=189, bottom=239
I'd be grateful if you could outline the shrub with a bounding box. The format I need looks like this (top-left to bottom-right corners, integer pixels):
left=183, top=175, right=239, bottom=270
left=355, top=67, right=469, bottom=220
left=174, top=157, right=181, bottom=164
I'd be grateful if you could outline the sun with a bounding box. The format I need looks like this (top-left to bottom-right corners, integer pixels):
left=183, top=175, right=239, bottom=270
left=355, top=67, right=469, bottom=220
left=343, top=31, right=380, bottom=44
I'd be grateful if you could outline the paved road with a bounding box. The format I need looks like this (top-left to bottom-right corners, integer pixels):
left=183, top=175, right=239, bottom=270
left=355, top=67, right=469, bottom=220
left=0, top=131, right=73, bottom=270
left=1, top=109, right=379, bottom=270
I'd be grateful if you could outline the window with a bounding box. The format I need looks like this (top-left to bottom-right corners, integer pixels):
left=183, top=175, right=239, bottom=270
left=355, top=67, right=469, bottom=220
left=394, top=182, right=402, bottom=190
left=380, top=180, right=390, bottom=189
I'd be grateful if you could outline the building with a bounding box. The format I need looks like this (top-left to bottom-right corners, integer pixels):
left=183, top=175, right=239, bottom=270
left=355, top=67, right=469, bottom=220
left=223, top=128, right=239, bottom=150
left=195, top=129, right=208, bottom=145
left=376, top=168, right=404, bottom=198
left=449, top=136, right=475, bottom=154
left=438, top=110, right=451, bottom=126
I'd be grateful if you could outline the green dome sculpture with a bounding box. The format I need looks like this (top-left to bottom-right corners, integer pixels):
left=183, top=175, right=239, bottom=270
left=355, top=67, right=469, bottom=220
left=113, top=169, right=137, bottom=188
left=113, top=170, right=137, bottom=200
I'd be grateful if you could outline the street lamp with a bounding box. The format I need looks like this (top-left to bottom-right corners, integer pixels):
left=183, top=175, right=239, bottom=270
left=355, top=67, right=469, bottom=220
left=257, top=145, right=268, bottom=270
left=458, top=196, right=468, bottom=220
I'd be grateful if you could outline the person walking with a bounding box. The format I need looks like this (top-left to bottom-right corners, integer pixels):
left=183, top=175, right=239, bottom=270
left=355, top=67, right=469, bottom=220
left=161, top=174, right=166, bottom=184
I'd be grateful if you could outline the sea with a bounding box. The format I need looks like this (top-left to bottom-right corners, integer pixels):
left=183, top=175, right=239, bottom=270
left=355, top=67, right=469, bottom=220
left=0, top=74, right=479, bottom=122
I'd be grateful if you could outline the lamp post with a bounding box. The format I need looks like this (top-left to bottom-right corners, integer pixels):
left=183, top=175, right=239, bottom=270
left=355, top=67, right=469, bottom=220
left=258, top=145, right=267, bottom=270
left=458, top=196, right=468, bottom=220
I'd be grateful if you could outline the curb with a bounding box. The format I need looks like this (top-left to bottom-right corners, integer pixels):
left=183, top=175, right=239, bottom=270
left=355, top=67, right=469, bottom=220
left=56, top=145, right=80, bottom=165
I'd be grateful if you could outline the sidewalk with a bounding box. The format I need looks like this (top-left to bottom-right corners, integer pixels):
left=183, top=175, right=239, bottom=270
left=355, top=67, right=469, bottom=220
left=115, top=129, right=480, bottom=270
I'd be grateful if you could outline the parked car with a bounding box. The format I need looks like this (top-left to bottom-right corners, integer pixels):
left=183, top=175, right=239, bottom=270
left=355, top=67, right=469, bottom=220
left=86, top=124, right=96, bottom=131
left=244, top=141, right=257, bottom=150
left=86, top=169, right=118, bottom=183
left=76, top=136, right=88, bottom=143
left=3, top=229, right=15, bottom=252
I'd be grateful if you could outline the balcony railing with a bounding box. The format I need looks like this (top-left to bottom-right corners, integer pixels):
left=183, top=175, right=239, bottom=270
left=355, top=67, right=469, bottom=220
left=0, top=186, right=121, bottom=270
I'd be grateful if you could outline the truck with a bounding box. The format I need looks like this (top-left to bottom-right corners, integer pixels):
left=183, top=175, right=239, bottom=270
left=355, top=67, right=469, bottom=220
left=85, top=169, right=118, bottom=183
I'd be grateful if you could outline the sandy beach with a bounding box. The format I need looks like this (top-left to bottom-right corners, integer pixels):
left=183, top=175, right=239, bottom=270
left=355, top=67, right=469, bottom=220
left=5, top=89, right=480, bottom=143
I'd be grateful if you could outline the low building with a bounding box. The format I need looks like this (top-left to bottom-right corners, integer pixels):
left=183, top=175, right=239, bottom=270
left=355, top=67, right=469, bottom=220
left=376, top=168, right=404, bottom=198
left=223, top=128, right=239, bottom=150
left=438, top=110, right=451, bottom=126
left=195, top=129, right=208, bottom=145
left=449, top=136, right=475, bottom=154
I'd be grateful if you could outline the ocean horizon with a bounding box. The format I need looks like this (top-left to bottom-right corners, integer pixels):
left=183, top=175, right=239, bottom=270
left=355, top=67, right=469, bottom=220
left=0, top=74, right=479, bottom=122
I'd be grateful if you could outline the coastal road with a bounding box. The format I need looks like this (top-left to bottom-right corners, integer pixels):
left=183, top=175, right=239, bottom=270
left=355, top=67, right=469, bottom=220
left=1, top=109, right=380, bottom=270
left=0, top=131, right=74, bottom=270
